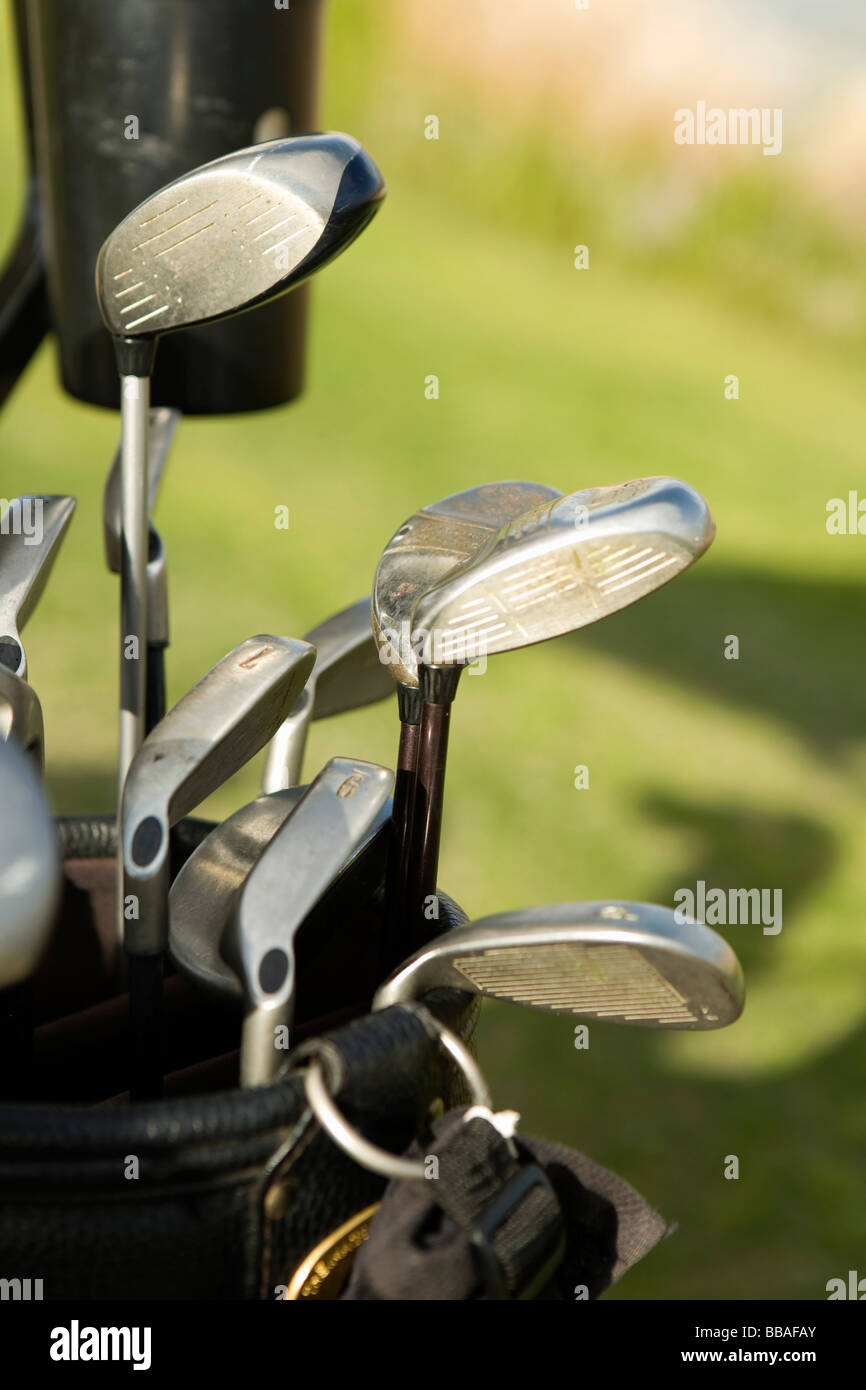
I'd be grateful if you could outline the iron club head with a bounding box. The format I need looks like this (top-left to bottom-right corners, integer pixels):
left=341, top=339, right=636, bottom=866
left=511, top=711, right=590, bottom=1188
left=220, top=758, right=394, bottom=1086
left=121, top=634, right=316, bottom=961
left=262, top=598, right=395, bottom=792
left=374, top=901, right=745, bottom=1029
left=0, top=495, right=76, bottom=677
left=169, top=786, right=391, bottom=1005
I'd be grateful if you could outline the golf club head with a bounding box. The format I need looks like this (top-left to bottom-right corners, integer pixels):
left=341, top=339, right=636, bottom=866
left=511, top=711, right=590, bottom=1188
left=0, top=495, right=76, bottom=677
left=169, top=785, right=391, bottom=1004
left=262, top=597, right=395, bottom=792
left=0, top=735, right=60, bottom=988
left=96, top=133, right=385, bottom=342
left=372, top=482, right=563, bottom=689
left=374, top=901, right=745, bottom=1029
left=121, top=634, right=316, bottom=958
left=411, top=477, right=715, bottom=667
left=221, top=758, right=394, bottom=1085
left=102, top=406, right=179, bottom=574
left=0, top=666, right=44, bottom=769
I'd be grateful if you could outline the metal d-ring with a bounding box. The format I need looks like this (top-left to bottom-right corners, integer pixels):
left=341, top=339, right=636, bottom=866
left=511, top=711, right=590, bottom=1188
left=302, top=1005, right=491, bottom=1181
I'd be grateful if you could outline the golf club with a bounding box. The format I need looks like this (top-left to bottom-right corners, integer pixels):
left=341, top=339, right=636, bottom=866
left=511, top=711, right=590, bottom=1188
left=220, top=758, right=393, bottom=1085
left=405, top=477, right=716, bottom=933
left=0, top=494, right=76, bottom=677
left=0, top=734, right=61, bottom=1097
left=262, top=597, right=394, bottom=793
left=374, top=900, right=745, bottom=1029
left=0, top=666, right=45, bottom=769
left=0, top=733, right=61, bottom=989
left=371, top=481, right=562, bottom=953
left=169, top=785, right=392, bottom=1004
left=103, top=406, right=180, bottom=732
left=121, top=633, right=315, bottom=1099
left=95, top=133, right=385, bottom=798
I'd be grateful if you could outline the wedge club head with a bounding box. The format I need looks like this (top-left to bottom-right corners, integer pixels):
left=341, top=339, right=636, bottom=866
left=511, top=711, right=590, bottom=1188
left=371, top=482, right=562, bottom=955
left=262, top=598, right=395, bottom=793
left=220, top=758, right=394, bottom=1086
left=404, top=477, right=716, bottom=926
left=372, top=482, right=563, bottom=692
left=0, top=666, right=44, bottom=769
left=0, top=495, right=76, bottom=677
left=412, top=477, right=715, bottom=668
left=374, top=901, right=745, bottom=1029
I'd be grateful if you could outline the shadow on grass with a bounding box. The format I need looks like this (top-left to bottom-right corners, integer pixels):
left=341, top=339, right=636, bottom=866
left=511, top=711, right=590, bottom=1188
left=637, top=789, right=837, bottom=981
left=567, top=566, right=864, bottom=758
left=478, top=994, right=866, bottom=1300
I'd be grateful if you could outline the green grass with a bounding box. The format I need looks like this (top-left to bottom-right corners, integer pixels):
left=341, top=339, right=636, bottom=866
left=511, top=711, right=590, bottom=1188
left=1, top=4, right=864, bottom=1300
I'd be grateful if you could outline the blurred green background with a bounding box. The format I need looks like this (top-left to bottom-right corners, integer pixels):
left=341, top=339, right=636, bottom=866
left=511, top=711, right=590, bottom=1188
left=1, top=0, right=864, bottom=1298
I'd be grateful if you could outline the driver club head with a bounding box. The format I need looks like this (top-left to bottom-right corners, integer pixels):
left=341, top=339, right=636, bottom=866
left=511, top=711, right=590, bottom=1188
left=373, top=901, right=745, bottom=1030
left=262, top=598, right=395, bottom=792
left=96, top=133, right=385, bottom=344
left=0, top=666, right=45, bottom=770
left=0, top=495, right=76, bottom=678
left=220, top=758, right=394, bottom=1086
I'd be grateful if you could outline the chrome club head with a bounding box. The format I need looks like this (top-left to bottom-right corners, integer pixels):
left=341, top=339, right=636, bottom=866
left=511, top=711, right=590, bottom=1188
left=0, top=666, right=45, bottom=770
left=0, top=495, right=76, bottom=677
left=121, top=635, right=316, bottom=962
left=0, top=736, right=60, bottom=988
left=262, top=598, right=394, bottom=793
left=96, top=133, right=385, bottom=342
left=169, top=786, right=391, bottom=1005
left=374, top=901, right=745, bottom=1030
left=411, top=477, right=715, bottom=668
left=220, top=758, right=394, bottom=1086
left=372, top=481, right=563, bottom=690
left=121, top=635, right=314, bottom=1099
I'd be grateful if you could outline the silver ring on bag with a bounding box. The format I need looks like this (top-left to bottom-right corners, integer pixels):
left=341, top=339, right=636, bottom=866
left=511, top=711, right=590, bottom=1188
left=302, top=1005, right=491, bottom=1181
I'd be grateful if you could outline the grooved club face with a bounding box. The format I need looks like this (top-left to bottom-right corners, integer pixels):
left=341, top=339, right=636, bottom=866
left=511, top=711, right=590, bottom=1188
left=373, top=901, right=745, bottom=1029
left=96, top=133, right=385, bottom=338
left=372, top=481, right=563, bottom=688
left=411, top=477, right=715, bottom=667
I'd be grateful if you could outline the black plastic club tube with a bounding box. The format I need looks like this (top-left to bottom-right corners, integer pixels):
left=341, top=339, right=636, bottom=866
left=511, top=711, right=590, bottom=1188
left=404, top=665, right=463, bottom=948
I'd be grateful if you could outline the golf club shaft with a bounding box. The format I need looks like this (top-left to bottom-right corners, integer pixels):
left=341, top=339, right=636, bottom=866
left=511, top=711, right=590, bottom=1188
left=118, top=375, right=149, bottom=801
left=145, top=646, right=166, bottom=735
left=383, top=697, right=421, bottom=963
left=404, top=666, right=461, bottom=944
